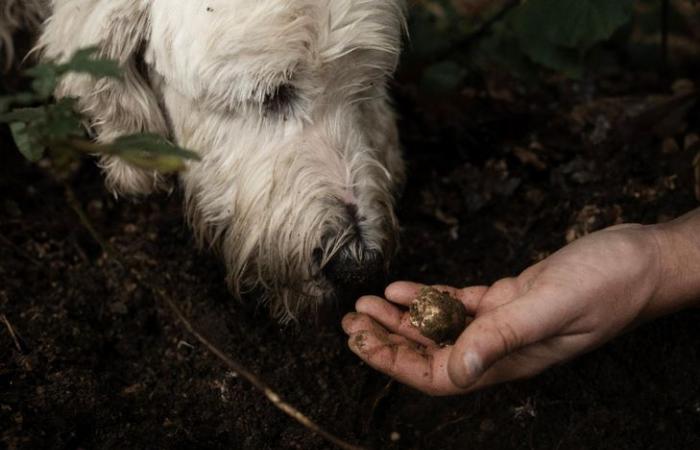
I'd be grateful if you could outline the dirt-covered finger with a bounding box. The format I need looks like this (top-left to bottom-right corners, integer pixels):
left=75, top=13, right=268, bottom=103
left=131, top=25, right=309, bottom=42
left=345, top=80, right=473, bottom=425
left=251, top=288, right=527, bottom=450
left=346, top=329, right=462, bottom=396
left=384, top=281, right=427, bottom=306
left=385, top=281, right=485, bottom=315
left=355, top=296, right=437, bottom=347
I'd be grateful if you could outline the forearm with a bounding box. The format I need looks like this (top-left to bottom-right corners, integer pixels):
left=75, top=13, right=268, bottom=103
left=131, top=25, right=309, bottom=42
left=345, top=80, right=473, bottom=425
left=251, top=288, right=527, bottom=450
left=648, top=208, right=700, bottom=317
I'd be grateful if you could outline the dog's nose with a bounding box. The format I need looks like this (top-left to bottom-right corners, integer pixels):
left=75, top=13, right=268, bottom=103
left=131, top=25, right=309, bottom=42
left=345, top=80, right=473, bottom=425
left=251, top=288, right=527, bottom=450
left=323, top=242, right=386, bottom=296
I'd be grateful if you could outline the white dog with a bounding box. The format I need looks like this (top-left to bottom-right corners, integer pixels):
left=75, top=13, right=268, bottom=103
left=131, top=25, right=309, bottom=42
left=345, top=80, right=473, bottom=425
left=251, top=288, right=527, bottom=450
left=5, top=0, right=407, bottom=321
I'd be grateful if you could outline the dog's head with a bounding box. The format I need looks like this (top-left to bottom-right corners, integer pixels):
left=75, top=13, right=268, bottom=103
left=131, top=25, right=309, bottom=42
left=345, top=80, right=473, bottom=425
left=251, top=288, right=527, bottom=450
left=40, top=0, right=406, bottom=321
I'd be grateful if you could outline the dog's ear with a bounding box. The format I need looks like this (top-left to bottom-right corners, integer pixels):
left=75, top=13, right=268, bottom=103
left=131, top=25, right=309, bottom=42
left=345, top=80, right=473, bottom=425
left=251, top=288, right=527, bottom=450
left=38, top=0, right=169, bottom=195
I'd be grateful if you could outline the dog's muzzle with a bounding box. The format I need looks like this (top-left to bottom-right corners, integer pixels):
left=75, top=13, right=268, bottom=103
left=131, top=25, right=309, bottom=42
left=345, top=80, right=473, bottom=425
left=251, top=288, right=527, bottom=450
left=323, top=244, right=385, bottom=296
left=320, top=204, right=388, bottom=301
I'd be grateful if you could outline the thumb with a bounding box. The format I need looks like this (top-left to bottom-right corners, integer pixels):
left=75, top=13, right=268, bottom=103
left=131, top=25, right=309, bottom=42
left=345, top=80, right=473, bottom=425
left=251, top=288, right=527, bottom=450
left=446, top=287, right=565, bottom=389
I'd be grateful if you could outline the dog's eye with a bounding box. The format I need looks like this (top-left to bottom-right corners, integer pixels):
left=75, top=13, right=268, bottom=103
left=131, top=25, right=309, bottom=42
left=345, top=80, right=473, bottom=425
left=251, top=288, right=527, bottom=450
left=263, top=84, right=296, bottom=117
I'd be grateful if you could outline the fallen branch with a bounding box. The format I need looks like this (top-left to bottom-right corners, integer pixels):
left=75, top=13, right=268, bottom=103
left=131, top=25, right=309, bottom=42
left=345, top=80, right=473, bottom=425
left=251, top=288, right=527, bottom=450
left=148, top=280, right=365, bottom=450
left=64, top=185, right=365, bottom=450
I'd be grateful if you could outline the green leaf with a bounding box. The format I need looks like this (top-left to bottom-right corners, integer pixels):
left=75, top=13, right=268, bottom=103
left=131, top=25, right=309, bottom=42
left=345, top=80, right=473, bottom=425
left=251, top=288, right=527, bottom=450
left=24, top=63, right=60, bottom=99
left=520, top=39, right=584, bottom=78
left=58, top=47, right=122, bottom=79
left=111, top=134, right=200, bottom=159
left=0, top=97, right=10, bottom=113
left=472, top=25, right=540, bottom=82
left=511, top=0, right=634, bottom=51
left=24, top=47, right=123, bottom=99
left=4, top=47, right=200, bottom=175
left=506, top=0, right=634, bottom=76
left=420, top=60, right=468, bottom=94
left=0, top=107, right=45, bottom=123
left=108, top=133, right=201, bottom=173
left=0, top=93, right=38, bottom=112
left=43, top=102, right=84, bottom=141
left=10, top=122, right=45, bottom=162
left=117, top=152, right=190, bottom=173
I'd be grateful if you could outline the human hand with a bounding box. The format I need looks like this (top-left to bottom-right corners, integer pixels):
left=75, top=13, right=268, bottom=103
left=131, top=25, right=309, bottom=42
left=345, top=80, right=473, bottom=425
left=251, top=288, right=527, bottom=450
left=342, top=224, right=669, bottom=396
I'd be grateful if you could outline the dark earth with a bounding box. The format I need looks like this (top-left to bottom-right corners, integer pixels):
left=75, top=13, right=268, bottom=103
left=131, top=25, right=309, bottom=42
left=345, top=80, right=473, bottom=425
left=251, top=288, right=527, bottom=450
left=2, top=42, right=700, bottom=450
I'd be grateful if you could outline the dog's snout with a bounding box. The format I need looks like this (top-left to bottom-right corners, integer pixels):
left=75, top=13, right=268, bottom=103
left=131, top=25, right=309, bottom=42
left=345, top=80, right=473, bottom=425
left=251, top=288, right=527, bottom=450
left=323, top=243, right=385, bottom=296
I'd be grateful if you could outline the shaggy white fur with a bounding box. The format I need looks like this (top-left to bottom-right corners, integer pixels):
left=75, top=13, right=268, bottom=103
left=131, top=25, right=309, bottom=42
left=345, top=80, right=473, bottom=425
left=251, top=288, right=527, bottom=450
left=35, top=0, right=406, bottom=320
left=0, top=0, right=46, bottom=70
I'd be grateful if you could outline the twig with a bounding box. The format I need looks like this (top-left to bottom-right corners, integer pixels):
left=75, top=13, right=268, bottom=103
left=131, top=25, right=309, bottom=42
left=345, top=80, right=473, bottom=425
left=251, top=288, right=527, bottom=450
left=1, top=314, right=27, bottom=353
left=146, top=279, right=365, bottom=450
left=423, top=395, right=482, bottom=440
left=63, top=185, right=125, bottom=266
left=0, top=233, right=41, bottom=267
left=363, top=379, right=395, bottom=434
left=424, top=413, right=475, bottom=440
left=64, top=188, right=365, bottom=450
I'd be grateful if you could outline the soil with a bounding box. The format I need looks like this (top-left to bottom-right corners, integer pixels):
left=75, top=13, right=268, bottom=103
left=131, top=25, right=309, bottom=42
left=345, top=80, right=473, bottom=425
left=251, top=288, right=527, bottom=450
left=2, top=66, right=700, bottom=449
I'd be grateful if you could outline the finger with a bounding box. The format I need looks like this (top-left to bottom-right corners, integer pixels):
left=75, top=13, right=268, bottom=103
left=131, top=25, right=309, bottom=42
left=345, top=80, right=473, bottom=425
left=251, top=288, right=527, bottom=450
left=604, top=223, right=643, bottom=232
left=343, top=312, right=429, bottom=351
left=385, top=281, right=487, bottom=313
left=452, top=286, right=489, bottom=313
left=476, top=277, right=522, bottom=312
left=355, top=296, right=437, bottom=347
left=447, top=286, right=567, bottom=389
left=385, top=281, right=464, bottom=305
left=343, top=313, right=463, bottom=395
left=451, top=347, right=547, bottom=393
left=384, top=281, right=425, bottom=306
left=343, top=312, right=419, bottom=347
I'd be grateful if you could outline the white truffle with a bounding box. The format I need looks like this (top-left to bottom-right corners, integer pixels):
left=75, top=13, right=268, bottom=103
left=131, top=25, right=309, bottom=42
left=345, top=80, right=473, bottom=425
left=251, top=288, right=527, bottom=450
left=409, top=287, right=468, bottom=345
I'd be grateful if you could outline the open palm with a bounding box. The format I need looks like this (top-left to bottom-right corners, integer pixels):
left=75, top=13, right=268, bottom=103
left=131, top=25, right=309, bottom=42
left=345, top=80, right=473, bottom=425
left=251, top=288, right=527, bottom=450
left=342, top=225, right=663, bottom=396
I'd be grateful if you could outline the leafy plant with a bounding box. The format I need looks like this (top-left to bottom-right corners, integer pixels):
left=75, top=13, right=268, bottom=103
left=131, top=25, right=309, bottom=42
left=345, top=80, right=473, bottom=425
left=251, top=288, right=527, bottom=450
left=0, top=47, right=199, bottom=172
left=409, top=0, right=640, bottom=89
left=508, top=0, right=635, bottom=77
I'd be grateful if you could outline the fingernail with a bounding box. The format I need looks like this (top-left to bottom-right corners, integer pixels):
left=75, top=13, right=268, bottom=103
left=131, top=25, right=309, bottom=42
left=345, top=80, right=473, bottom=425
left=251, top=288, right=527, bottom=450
left=341, top=313, right=357, bottom=331
left=463, top=351, right=483, bottom=380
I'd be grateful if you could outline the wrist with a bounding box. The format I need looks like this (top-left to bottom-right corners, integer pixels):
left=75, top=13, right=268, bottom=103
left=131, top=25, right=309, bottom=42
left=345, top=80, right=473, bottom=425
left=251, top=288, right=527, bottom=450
left=646, top=209, right=700, bottom=318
